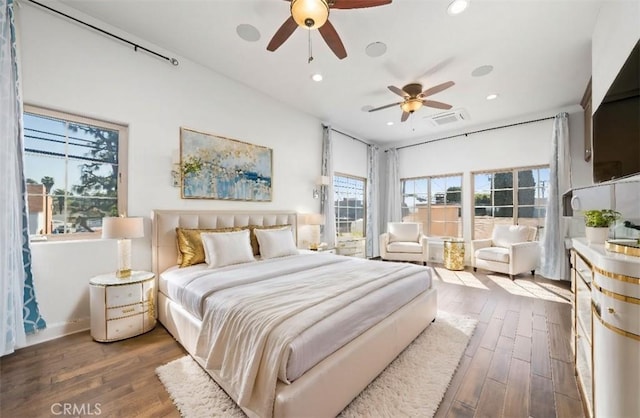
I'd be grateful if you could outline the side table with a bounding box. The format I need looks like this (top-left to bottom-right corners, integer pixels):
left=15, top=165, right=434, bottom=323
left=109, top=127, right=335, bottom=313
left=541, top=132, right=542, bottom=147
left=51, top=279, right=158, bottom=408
left=89, top=271, right=156, bottom=342
left=443, top=238, right=465, bottom=270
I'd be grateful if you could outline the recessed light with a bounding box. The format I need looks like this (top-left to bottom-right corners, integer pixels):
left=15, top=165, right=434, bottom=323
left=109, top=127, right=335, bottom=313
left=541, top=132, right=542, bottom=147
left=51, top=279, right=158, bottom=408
left=447, top=0, right=469, bottom=16
left=486, top=93, right=499, bottom=100
left=311, top=73, right=323, bottom=82
left=365, top=42, right=387, bottom=58
left=387, top=121, right=394, bottom=126
left=472, top=65, right=493, bottom=77
left=236, top=24, right=260, bottom=42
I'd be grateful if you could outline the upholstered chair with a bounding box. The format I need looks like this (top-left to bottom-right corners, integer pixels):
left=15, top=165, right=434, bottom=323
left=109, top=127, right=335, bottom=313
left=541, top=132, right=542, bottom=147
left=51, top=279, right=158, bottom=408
left=471, top=224, right=540, bottom=280
left=379, top=222, right=429, bottom=265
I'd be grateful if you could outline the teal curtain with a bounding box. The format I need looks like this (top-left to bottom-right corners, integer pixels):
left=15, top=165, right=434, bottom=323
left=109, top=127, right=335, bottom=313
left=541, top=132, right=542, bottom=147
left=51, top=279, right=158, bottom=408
left=1, top=0, right=46, bottom=353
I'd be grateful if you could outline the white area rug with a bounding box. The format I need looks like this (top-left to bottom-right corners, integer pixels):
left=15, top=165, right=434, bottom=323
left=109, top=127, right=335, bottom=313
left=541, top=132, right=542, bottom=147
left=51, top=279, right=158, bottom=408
left=156, top=311, right=477, bottom=418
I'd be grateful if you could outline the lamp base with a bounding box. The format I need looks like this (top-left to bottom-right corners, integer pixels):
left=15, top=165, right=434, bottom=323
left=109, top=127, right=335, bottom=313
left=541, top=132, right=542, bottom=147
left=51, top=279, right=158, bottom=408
left=116, top=269, right=132, bottom=279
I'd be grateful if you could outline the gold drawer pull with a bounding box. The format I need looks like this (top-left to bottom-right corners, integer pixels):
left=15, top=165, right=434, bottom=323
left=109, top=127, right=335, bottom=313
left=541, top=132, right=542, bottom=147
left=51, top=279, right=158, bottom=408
left=122, top=307, right=136, bottom=314
left=607, top=307, right=615, bottom=314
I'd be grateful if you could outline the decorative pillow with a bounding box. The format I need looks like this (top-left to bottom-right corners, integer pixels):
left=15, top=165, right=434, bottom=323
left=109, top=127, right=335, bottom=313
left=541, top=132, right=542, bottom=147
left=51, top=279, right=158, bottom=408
left=201, top=229, right=255, bottom=268
left=248, top=224, right=291, bottom=255
left=254, top=227, right=299, bottom=259
left=176, top=226, right=245, bottom=267
left=492, top=225, right=529, bottom=248
left=388, top=222, right=420, bottom=243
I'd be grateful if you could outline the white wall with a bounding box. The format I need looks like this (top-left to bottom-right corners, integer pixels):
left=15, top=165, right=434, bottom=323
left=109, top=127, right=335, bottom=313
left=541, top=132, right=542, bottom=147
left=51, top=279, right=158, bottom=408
left=591, top=0, right=640, bottom=111
left=332, top=131, right=368, bottom=177
left=397, top=116, right=553, bottom=244
left=18, top=4, right=325, bottom=345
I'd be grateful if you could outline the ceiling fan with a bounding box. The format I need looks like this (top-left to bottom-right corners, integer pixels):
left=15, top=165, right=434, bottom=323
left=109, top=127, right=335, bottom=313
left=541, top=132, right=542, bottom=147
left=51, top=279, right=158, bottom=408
left=369, top=81, right=455, bottom=122
left=266, top=0, right=392, bottom=60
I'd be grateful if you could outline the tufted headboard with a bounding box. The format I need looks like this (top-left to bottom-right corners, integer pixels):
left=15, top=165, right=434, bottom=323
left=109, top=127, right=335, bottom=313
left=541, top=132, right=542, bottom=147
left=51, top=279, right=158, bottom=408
left=151, top=209, right=298, bottom=276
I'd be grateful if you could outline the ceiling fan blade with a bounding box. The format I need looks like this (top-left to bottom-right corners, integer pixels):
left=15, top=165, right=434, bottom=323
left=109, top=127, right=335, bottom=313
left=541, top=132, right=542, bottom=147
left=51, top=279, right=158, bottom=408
left=330, top=0, right=392, bottom=9
left=368, top=102, right=402, bottom=112
left=318, top=20, right=347, bottom=59
left=388, top=85, right=409, bottom=98
left=401, top=111, right=410, bottom=122
left=266, top=16, right=298, bottom=52
left=422, top=99, right=453, bottom=110
left=421, top=81, right=455, bottom=97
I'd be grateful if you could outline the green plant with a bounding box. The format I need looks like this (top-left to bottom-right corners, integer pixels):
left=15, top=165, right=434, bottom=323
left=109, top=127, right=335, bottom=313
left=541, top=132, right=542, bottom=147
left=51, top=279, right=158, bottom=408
left=583, top=209, right=621, bottom=227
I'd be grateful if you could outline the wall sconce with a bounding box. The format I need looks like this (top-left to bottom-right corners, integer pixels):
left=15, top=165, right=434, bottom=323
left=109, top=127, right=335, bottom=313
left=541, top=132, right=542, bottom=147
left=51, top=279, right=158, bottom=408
left=313, top=175, right=331, bottom=199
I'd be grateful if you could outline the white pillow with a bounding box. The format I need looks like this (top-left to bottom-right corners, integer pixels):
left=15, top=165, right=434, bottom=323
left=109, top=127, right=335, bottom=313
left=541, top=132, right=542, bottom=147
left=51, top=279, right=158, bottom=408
left=201, top=229, right=255, bottom=268
left=388, top=222, right=420, bottom=243
left=492, top=225, right=529, bottom=248
left=254, top=227, right=299, bottom=259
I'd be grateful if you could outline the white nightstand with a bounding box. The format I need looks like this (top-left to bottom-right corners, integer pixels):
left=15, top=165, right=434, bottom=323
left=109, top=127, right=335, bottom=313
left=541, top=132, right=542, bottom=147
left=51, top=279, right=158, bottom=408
left=89, top=271, right=156, bottom=342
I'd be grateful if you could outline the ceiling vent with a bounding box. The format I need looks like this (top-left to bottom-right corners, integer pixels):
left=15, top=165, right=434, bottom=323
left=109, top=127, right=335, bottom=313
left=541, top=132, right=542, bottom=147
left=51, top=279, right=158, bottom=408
left=425, top=109, right=469, bottom=127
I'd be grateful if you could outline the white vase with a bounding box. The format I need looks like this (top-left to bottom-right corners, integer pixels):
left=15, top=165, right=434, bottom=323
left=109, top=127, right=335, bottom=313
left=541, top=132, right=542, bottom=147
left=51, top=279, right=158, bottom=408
left=585, top=226, right=609, bottom=244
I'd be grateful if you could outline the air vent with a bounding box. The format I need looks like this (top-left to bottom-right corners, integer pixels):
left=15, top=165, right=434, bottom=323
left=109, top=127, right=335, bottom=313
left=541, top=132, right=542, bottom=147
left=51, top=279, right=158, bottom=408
left=425, top=109, right=469, bottom=127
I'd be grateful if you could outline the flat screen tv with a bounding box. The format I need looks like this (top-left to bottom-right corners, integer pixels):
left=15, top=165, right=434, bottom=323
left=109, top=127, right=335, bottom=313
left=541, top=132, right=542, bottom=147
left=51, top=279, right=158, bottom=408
left=592, top=40, right=640, bottom=183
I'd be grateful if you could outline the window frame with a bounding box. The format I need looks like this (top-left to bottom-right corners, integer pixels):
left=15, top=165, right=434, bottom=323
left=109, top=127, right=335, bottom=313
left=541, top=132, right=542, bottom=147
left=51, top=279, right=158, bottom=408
left=471, top=164, right=549, bottom=240
left=401, top=173, right=464, bottom=238
left=24, top=104, right=128, bottom=241
left=333, top=172, right=367, bottom=241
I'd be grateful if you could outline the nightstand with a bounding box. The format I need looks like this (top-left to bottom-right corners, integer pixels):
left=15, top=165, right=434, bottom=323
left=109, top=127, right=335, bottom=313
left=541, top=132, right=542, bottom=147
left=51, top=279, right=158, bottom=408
left=89, top=271, right=156, bottom=342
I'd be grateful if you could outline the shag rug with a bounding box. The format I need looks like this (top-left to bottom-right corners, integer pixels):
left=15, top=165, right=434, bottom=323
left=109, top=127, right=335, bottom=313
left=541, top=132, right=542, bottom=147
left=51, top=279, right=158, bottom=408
left=156, top=311, right=477, bottom=418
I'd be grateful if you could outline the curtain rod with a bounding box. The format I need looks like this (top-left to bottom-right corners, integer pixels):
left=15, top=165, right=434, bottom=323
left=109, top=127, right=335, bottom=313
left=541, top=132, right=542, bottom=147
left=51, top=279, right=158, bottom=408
left=390, top=115, right=556, bottom=151
left=26, top=0, right=179, bottom=66
left=328, top=127, right=369, bottom=146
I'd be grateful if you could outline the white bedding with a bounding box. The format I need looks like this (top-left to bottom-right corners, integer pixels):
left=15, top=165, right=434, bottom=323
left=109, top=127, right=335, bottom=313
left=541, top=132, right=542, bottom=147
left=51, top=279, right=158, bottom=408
left=159, top=253, right=433, bottom=417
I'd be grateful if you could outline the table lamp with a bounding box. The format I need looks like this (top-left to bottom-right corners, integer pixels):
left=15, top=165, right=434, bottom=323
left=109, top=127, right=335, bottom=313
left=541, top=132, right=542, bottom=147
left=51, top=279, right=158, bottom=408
left=305, top=213, right=325, bottom=250
left=102, top=216, right=144, bottom=278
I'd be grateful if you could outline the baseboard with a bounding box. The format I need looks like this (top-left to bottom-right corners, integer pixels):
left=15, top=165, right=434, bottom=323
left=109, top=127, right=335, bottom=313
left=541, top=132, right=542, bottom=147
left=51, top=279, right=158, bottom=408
left=22, top=317, right=90, bottom=348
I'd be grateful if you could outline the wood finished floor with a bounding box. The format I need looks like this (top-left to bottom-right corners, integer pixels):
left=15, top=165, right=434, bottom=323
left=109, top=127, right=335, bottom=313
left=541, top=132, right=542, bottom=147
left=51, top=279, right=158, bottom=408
left=0, top=265, right=584, bottom=418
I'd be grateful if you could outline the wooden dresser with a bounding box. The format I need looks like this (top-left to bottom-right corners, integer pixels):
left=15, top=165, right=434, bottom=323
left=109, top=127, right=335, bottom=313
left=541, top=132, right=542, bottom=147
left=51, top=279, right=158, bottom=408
left=571, top=238, right=639, bottom=417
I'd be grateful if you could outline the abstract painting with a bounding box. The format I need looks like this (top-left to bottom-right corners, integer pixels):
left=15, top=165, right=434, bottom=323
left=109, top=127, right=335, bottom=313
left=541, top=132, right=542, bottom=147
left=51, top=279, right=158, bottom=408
left=180, top=128, right=272, bottom=201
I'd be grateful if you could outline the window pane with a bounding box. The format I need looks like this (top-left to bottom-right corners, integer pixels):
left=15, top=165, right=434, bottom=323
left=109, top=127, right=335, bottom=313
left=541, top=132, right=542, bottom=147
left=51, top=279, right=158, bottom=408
left=24, top=107, right=124, bottom=238
left=403, top=174, right=462, bottom=238
left=334, top=174, right=366, bottom=239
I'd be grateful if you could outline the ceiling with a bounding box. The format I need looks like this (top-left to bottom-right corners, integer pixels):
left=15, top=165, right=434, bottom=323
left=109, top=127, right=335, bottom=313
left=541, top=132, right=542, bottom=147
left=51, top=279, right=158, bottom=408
left=56, top=0, right=603, bottom=145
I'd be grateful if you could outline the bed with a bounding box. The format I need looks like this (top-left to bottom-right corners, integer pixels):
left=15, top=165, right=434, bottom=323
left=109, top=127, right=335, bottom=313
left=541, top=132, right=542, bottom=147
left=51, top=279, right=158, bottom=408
left=151, top=209, right=438, bottom=418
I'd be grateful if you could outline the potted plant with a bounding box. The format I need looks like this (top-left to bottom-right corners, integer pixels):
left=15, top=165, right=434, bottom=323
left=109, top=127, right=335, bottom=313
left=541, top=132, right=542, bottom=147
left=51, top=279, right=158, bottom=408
left=583, top=209, right=621, bottom=244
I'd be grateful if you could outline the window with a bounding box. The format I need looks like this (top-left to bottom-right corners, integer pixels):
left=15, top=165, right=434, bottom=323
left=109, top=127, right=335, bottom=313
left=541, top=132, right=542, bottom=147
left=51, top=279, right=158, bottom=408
left=23, top=105, right=128, bottom=239
left=333, top=174, right=366, bottom=240
left=473, top=166, right=549, bottom=239
left=401, top=174, right=463, bottom=238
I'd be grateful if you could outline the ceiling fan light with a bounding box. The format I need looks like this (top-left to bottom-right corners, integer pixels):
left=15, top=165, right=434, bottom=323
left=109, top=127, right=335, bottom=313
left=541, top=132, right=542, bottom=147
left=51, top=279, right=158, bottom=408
left=401, top=99, right=423, bottom=113
left=291, top=0, right=329, bottom=30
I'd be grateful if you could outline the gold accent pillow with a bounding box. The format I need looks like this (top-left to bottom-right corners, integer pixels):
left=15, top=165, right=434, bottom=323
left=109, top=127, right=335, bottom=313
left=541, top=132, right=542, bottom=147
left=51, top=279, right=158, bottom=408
left=248, top=224, right=291, bottom=255
left=176, top=227, right=246, bottom=267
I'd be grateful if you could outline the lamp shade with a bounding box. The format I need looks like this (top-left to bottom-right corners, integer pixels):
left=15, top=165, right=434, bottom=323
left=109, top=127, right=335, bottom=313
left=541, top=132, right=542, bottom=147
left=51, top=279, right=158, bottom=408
left=291, top=0, right=329, bottom=29
left=102, top=217, right=144, bottom=239
left=304, top=213, right=325, bottom=226
left=317, top=175, right=331, bottom=186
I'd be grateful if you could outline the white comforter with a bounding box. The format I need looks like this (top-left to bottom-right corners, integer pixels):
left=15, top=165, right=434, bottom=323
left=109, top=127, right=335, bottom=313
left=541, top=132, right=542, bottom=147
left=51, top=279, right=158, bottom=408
left=162, top=253, right=432, bottom=418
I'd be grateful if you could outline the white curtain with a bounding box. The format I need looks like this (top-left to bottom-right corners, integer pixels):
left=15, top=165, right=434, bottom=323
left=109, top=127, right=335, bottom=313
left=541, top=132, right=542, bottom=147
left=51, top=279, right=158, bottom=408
left=1, top=0, right=27, bottom=355
left=320, top=126, right=336, bottom=248
left=1, top=0, right=46, bottom=356
left=384, top=148, right=402, bottom=225
left=539, top=112, right=572, bottom=280
left=366, top=144, right=380, bottom=257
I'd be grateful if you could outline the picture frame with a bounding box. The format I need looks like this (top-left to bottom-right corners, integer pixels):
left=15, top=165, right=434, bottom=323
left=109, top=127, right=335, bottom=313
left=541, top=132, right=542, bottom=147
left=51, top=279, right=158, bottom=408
left=180, top=127, right=272, bottom=201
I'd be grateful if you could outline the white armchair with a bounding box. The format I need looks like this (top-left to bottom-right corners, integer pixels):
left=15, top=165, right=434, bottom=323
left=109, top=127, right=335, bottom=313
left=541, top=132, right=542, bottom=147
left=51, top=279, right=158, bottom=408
left=379, top=222, right=429, bottom=265
left=471, top=224, right=540, bottom=280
